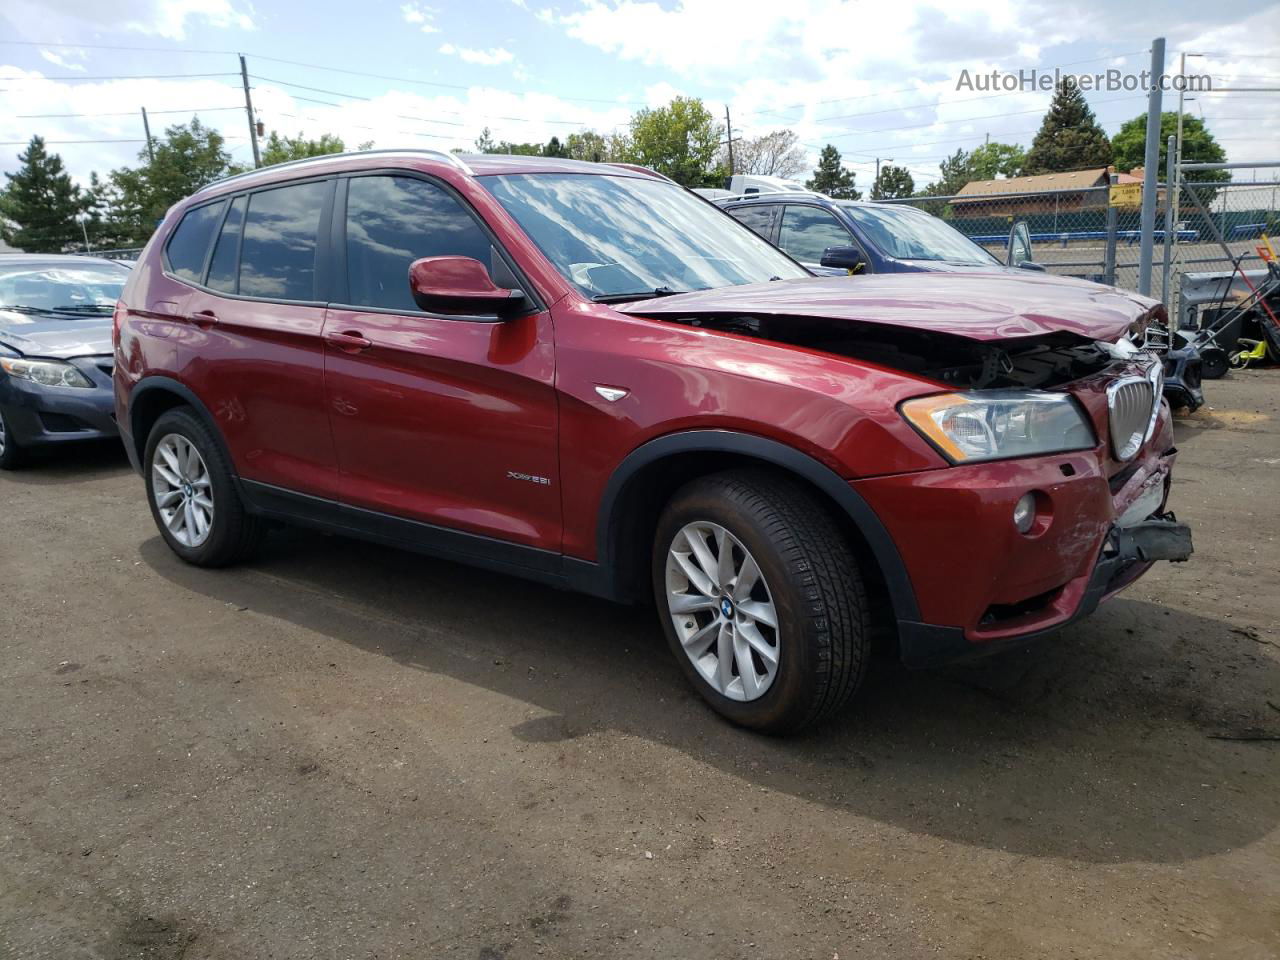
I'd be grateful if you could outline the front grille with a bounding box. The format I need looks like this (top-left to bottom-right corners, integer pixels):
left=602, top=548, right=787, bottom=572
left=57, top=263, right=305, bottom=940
left=1107, top=367, right=1161, bottom=461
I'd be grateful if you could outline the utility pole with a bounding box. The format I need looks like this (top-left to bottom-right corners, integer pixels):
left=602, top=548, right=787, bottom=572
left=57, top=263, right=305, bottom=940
left=140, top=107, right=155, bottom=164
left=1137, top=36, right=1165, bottom=296
left=724, top=106, right=735, bottom=174
left=240, top=54, right=261, bottom=169
left=874, top=157, right=893, bottom=196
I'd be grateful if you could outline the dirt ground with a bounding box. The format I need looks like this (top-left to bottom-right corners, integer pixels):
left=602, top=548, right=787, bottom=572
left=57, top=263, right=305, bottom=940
left=2, top=370, right=1278, bottom=960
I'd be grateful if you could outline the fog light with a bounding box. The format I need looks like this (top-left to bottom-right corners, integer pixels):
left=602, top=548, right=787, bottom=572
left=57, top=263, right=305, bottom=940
left=1013, top=493, right=1036, bottom=533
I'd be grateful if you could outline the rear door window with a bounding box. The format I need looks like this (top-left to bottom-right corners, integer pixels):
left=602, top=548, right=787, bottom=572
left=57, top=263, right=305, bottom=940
left=727, top=204, right=779, bottom=243
left=239, top=181, right=329, bottom=301
left=344, top=175, right=493, bottom=312
left=164, top=200, right=226, bottom=284
left=778, top=205, right=853, bottom=264
left=206, top=195, right=246, bottom=293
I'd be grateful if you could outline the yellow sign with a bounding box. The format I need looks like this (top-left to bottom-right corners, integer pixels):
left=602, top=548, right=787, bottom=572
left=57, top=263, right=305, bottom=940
left=1109, top=183, right=1142, bottom=208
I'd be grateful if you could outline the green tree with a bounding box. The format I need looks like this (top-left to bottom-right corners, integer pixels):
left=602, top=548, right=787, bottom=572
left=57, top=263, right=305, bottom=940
left=871, top=164, right=914, bottom=200
left=627, top=97, right=724, bottom=187
left=0, top=136, right=89, bottom=252
left=805, top=144, right=860, bottom=199
left=1024, top=79, right=1112, bottom=174
left=543, top=135, right=569, bottom=158
left=922, top=148, right=972, bottom=197
left=103, top=118, right=232, bottom=242
left=566, top=130, right=611, bottom=162
left=260, top=131, right=345, bottom=167
left=1111, top=111, right=1230, bottom=207
left=967, top=141, right=1026, bottom=180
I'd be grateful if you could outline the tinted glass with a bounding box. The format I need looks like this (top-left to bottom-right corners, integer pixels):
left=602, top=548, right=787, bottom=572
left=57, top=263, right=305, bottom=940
left=840, top=203, right=998, bottom=266
left=239, top=181, right=327, bottom=300
left=207, top=195, right=246, bottom=293
left=0, top=261, right=129, bottom=314
left=484, top=174, right=807, bottom=299
left=345, top=175, right=493, bottom=311
left=779, top=206, right=852, bottom=264
left=165, top=200, right=226, bottom=283
left=727, top=205, right=777, bottom=240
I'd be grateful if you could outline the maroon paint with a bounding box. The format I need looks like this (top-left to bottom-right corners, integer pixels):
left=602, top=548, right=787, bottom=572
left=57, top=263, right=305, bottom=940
left=115, top=152, right=1179, bottom=653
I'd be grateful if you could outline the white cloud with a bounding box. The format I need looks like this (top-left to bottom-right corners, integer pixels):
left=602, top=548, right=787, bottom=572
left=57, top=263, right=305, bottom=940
left=5, top=0, right=254, bottom=41
left=438, top=43, right=516, bottom=66
left=39, top=49, right=86, bottom=72
left=401, top=2, right=441, bottom=33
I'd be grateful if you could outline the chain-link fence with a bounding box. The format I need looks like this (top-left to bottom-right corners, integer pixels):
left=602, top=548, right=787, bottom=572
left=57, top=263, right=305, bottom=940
left=882, top=179, right=1280, bottom=312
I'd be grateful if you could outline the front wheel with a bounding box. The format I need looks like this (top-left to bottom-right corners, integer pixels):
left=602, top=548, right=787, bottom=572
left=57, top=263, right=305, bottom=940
left=0, top=408, right=26, bottom=470
left=144, top=407, right=263, bottom=566
left=652, top=469, right=870, bottom=734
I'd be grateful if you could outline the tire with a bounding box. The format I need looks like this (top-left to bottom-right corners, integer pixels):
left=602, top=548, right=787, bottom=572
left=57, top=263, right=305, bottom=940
left=1200, top=347, right=1229, bottom=380
left=652, top=469, right=870, bottom=734
left=0, top=408, right=26, bottom=470
left=144, top=406, right=264, bottom=566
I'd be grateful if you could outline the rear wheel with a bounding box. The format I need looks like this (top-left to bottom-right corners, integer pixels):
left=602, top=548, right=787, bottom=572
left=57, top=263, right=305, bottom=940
left=144, top=407, right=263, bottom=566
left=652, top=469, right=870, bottom=734
left=0, top=408, right=26, bottom=470
left=1200, top=347, right=1229, bottom=380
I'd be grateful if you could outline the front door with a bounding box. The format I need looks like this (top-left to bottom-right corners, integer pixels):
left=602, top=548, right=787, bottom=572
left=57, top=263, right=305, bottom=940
left=322, top=173, right=561, bottom=551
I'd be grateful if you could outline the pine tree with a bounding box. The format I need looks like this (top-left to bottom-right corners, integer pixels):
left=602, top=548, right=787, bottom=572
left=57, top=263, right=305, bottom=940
left=806, top=145, right=860, bottom=199
left=1024, top=79, right=1112, bottom=174
left=870, top=164, right=914, bottom=200
left=0, top=136, right=88, bottom=253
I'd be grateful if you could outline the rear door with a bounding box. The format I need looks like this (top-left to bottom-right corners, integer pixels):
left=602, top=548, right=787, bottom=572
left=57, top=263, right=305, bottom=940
left=181, top=178, right=342, bottom=499
left=321, top=172, right=560, bottom=550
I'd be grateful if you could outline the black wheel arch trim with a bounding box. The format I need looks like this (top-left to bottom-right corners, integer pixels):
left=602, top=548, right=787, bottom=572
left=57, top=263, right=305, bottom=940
left=127, top=376, right=238, bottom=478
left=595, top=429, right=921, bottom=622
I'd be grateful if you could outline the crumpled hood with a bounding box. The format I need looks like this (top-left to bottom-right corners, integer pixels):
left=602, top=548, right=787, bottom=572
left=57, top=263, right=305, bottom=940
left=617, top=270, right=1160, bottom=343
left=0, top=309, right=113, bottom=359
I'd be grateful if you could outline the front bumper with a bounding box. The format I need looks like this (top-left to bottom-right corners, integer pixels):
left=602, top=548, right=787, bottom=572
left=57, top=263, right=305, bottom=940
left=0, top=356, right=119, bottom=448
left=854, top=427, right=1188, bottom=667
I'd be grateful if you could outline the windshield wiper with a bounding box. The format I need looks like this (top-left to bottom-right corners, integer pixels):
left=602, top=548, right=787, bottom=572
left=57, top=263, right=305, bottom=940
left=592, top=286, right=690, bottom=304
left=0, top=304, right=113, bottom=316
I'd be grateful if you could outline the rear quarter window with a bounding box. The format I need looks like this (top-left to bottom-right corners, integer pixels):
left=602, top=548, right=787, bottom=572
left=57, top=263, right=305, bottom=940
left=164, top=200, right=227, bottom=284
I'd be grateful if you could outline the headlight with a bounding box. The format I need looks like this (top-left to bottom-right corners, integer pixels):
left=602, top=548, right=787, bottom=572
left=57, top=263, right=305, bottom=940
left=0, top=356, right=94, bottom=388
left=900, top=391, right=1095, bottom=464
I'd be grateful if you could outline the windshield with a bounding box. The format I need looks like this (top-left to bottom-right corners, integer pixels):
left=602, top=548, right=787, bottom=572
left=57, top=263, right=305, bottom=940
left=841, top=204, right=998, bottom=266
left=483, top=173, right=809, bottom=299
left=0, top=263, right=129, bottom=314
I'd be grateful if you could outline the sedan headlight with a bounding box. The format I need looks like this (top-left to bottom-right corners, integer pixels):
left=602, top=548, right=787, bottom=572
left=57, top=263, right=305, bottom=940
left=900, top=391, right=1095, bottom=464
left=0, top=356, right=94, bottom=388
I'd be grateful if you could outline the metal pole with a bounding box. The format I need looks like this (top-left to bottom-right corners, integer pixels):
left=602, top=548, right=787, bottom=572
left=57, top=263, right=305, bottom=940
left=1162, top=135, right=1176, bottom=306
left=724, top=106, right=734, bottom=175
left=1104, top=173, right=1118, bottom=286
left=240, top=54, right=261, bottom=169
left=79, top=216, right=92, bottom=253
left=140, top=107, right=155, bottom=164
left=1138, top=37, right=1166, bottom=295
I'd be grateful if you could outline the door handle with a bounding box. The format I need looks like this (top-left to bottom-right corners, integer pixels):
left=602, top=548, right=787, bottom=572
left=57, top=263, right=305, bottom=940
left=190, top=309, right=219, bottom=330
left=325, top=330, right=373, bottom=353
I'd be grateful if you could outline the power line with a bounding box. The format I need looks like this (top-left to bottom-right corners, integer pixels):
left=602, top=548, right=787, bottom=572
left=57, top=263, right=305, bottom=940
left=0, top=71, right=240, bottom=82
left=0, top=136, right=244, bottom=145
left=17, top=105, right=244, bottom=119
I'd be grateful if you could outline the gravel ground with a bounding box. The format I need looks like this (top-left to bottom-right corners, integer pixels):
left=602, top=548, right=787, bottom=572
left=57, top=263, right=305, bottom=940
left=2, top=370, right=1278, bottom=960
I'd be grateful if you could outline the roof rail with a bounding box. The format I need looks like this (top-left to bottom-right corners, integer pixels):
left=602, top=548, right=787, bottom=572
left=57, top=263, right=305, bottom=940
left=605, top=162, right=675, bottom=184
left=195, top=148, right=473, bottom=195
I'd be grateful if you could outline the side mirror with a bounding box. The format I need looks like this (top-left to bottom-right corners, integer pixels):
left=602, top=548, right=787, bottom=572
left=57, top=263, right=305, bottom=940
left=408, top=256, right=528, bottom=319
left=1016, top=260, right=1047, bottom=272
left=819, top=245, right=867, bottom=275
left=1007, top=221, right=1034, bottom=268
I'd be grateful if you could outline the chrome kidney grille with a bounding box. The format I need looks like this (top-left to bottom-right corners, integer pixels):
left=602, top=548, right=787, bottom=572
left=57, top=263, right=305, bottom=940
left=1107, top=363, right=1163, bottom=461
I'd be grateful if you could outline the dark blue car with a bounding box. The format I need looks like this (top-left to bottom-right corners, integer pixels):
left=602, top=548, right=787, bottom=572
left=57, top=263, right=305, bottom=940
left=715, top=192, right=1041, bottom=275
left=0, top=255, right=130, bottom=468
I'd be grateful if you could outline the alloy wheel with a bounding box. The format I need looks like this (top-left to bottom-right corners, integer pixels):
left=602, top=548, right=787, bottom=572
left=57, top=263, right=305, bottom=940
left=151, top=433, right=215, bottom=548
left=665, top=521, right=780, bottom=702
left=0, top=412, right=6, bottom=456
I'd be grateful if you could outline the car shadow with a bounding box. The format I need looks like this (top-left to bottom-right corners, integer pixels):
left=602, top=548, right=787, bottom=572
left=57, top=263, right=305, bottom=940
left=2, top=439, right=132, bottom=484
left=139, top=528, right=1280, bottom=866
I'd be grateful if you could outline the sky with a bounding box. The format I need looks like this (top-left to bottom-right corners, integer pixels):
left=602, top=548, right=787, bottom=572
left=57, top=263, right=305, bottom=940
left=1, top=0, right=1278, bottom=192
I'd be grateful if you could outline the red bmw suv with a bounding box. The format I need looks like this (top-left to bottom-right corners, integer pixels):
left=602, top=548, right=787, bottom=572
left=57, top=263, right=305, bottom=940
left=114, top=151, right=1191, bottom=732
